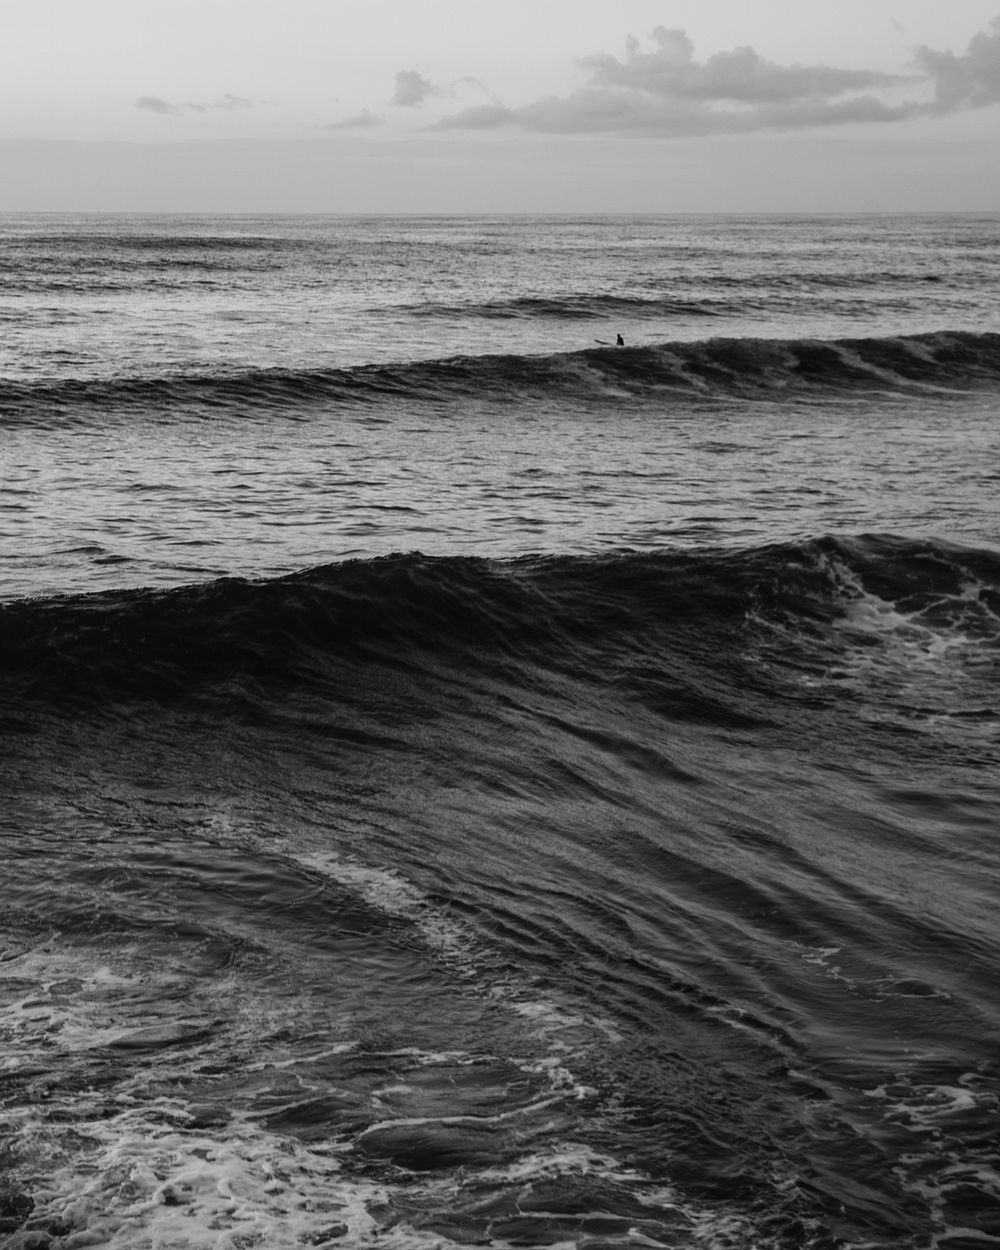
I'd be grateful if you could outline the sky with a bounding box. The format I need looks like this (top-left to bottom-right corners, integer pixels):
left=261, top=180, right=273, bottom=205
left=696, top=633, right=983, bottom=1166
left=2, top=0, right=1000, bottom=212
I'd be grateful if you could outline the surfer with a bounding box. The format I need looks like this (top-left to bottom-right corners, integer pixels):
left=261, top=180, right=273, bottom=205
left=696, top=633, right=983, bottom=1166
left=616, top=334, right=624, bottom=346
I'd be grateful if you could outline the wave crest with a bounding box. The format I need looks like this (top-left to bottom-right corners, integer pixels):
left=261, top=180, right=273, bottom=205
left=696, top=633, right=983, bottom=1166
left=3, top=536, right=998, bottom=730
left=4, top=331, right=999, bottom=421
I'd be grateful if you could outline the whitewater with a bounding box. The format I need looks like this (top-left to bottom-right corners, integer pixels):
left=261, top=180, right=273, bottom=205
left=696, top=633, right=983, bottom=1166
left=1, top=213, right=999, bottom=1250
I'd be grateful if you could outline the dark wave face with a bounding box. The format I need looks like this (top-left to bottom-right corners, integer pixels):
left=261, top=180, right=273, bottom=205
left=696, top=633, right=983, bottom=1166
left=3, top=534, right=1000, bottom=1247
left=3, top=330, right=1000, bottom=421
left=6, top=536, right=1000, bottom=797
left=3, top=533, right=997, bottom=718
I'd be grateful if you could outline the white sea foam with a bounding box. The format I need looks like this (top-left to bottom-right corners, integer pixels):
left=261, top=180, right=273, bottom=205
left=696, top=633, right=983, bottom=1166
left=293, top=846, right=621, bottom=1051
left=796, top=548, right=1000, bottom=738
left=0, top=842, right=657, bottom=1246
left=1, top=1104, right=388, bottom=1249
left=856, top=1074, right=1000, bottom=1250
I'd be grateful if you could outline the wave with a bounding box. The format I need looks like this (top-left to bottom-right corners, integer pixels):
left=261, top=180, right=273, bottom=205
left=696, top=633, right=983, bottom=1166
left=4, top=331, right=999, bottom=421
left=398, top=293, right=728, bottom=320
left=4, top=533, right=1000, bottom=1246
left=3, top=231, right=276, bottom=251
left=3, top=535, right=998, bottom=738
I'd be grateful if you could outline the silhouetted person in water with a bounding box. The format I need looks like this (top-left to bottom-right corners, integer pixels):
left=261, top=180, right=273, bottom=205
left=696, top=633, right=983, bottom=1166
left=616, top=334, right=624, bottom=346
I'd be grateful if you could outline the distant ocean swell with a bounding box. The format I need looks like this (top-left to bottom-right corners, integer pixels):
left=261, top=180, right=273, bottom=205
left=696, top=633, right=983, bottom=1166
left=399, top=276, right=956, bottom=321
left=401, top=293, right=729, bottom=319
left=4, top=330, right=1000, bottom=419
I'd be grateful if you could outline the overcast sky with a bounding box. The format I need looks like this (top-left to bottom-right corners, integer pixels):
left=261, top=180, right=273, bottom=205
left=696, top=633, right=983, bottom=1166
left=3, top=0, right=999, bottom=211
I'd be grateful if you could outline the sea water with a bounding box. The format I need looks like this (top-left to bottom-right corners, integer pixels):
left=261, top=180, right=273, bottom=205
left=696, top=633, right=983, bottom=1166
left=1, top=213, right=999, bottom=1249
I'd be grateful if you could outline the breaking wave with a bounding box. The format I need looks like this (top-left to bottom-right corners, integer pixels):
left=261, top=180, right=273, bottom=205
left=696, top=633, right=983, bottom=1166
left=4, top=330, right=999, bottom=422
left=4, top=534, right=998, bottom=740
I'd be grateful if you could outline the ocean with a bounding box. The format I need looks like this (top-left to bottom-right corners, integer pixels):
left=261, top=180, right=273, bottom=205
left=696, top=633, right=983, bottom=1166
left=1, top=212, right=999, bottom=1249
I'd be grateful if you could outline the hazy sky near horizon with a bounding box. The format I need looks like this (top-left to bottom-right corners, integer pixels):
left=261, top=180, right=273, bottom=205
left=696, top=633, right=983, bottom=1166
left=3, top=0, right=1000, bottom=211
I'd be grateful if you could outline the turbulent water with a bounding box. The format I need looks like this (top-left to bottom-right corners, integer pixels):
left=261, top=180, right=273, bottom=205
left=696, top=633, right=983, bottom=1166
left=2, top=214, right=1000, bottom=1249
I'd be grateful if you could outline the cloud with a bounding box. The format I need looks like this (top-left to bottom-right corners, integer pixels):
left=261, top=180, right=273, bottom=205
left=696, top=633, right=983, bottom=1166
left=185, top=93, right=257, bottom=114
left=433, top=103, right=514, bottom=130
left=581, top=27, right=900, bottom=104
left=324, top=109, right=384, bottom=131
left=432, top=20, right=1000, bottom=137
left=136, top=96, right=179, bottom=115
left=915, top=16, right=1000, bottom=112
left=392, top=70, right=439, bottom=108
left=135, top=93, right=259, bottom=117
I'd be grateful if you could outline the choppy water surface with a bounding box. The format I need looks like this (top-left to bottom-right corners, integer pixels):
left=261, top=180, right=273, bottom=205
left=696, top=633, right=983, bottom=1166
left=2, top=214, right=1000, bottom=1249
